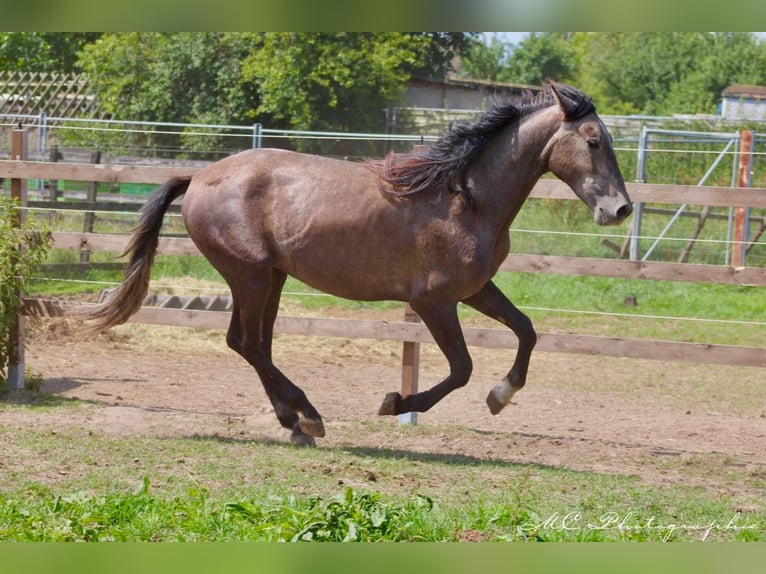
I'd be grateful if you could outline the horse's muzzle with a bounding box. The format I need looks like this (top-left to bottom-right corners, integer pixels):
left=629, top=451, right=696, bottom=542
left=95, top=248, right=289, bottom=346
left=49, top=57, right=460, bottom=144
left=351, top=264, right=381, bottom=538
left=595, top=200, right=633, bottom=226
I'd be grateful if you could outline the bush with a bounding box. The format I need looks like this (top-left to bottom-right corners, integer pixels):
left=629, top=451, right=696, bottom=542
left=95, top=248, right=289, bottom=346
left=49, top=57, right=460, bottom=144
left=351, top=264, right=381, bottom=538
left=0, top=196, right=51, bottom=385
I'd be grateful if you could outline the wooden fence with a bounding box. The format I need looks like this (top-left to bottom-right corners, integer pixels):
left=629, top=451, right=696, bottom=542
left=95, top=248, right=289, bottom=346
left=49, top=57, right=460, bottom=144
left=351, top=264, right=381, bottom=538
left=3, top=131, right=766, bottom=398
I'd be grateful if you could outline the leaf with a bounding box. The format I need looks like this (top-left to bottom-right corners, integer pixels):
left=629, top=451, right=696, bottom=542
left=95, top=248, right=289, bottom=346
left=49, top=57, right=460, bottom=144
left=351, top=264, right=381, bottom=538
left=343, top=519, right=358, bottom=542
left=370, top=506, right=387, bottom=528
left=134, top=476, right=151, bottom=496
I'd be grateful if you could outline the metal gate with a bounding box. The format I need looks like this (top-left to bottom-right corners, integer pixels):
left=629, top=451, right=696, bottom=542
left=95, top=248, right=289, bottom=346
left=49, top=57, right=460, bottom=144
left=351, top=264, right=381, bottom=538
left=628, top=127, right=757, bottom=266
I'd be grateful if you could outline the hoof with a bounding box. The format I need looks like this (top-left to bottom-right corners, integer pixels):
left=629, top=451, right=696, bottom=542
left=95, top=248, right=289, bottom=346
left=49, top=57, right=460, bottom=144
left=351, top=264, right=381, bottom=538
left=486, top=387, right=507, bottom=415
left=486, top=391, right=505, bottom=415
left=378, top=392, right=401, bottom=416
left=290, top=430, right=317, bottom=447
left=298, top=416, right=326, bottom=438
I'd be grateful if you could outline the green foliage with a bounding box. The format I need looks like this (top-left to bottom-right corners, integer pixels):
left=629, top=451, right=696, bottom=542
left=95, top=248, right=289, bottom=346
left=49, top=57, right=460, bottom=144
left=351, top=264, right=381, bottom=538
left=461, top=33, right=766, bottom=117
left=0, top=33, right=100, bottom=73
left=573, top=32, right=766, bottom=116
left=243, top=33, right=414, bottom=134
left=573, top=33, right=702, bottom=115
left=241, top=32, right=474, bottom=141
left=460, top=33, right=577, bottom=86
left=72, top=33, right=259, bottom=157
left=69, top=32, right=475, bottom=156
left=502, top=32, right=578, bottom=86
left=1, top=480, right=761, bottom=542
left=0, top=197, right=51, bottom=385
left=0, top=483, right=433, bottom=542
left=227, top=487, right=434, bottom=542
left=78, top=33, right=259, bottom=127
left=457, top=36, right=513, bottom=83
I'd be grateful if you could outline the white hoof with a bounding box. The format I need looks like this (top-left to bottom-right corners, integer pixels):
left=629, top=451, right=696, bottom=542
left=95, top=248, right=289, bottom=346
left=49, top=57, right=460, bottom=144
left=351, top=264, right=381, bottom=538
left=486, top=380, right=517, bottom=415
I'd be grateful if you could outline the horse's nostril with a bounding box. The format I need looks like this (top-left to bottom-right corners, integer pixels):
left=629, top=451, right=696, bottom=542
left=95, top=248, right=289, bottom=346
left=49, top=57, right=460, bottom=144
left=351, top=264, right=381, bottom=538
left=617, top=203, right=633, bottom=219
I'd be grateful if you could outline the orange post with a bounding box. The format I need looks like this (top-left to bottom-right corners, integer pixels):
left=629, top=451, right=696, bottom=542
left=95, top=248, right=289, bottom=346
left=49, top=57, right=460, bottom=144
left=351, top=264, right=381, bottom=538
left=731, top=130, right=752, bottom=267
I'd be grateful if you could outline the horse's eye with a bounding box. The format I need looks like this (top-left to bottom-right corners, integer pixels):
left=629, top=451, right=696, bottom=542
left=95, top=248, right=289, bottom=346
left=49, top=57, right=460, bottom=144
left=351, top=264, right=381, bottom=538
left=587, top=138, right=599, bottom=149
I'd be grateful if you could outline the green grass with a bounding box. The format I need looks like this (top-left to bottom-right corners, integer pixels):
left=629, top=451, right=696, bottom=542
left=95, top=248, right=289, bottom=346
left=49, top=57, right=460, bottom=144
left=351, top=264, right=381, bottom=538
left=1, top=425, right=762, bottom=542
left=28, top=256, right=765, bottom=347
left=489, top=273, right=765, bottom=347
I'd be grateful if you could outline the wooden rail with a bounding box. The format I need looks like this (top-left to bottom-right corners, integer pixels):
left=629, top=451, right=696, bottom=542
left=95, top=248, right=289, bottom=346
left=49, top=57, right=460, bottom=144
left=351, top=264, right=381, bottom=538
left=3, top=155, right=766, bottom=396
left=20, top=300, right=766, bottom=368
left=49, top=231, right=766, bottom=287
left=4, top=158, right=766, bottom=207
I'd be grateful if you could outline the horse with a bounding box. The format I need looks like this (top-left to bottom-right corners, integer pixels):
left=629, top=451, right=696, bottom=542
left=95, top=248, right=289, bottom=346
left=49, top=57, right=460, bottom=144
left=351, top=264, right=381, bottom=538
left=87, top=82, right=632, bottom=446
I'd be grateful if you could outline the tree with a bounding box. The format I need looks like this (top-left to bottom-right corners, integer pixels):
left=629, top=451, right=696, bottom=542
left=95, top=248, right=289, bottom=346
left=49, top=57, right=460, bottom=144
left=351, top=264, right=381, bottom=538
left=75, top=33, right=475, bottom=154
left=77, top=33, right=258, bottom=126
left=1, top=197, right=51, bottom=386
left=0, top=33, right=101, bottom=72
left=661, top=33, right=766, bottom=115
left=502, top=33, right=577, bottom=86
left=574, top=32, right=766, bottom=115
left=75, top=33, right=260, bottom=155
left=241, top=32, right=475, bottom=133
left=457, top=33, right=766, bottom=117
left=403, top=32, right=477, bottom=79
left=456, top=36, right=513, bottom=82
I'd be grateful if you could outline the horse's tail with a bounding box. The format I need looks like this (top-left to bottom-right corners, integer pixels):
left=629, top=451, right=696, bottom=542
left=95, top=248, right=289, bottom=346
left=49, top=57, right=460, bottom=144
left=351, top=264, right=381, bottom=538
left=86, top=177, right=192, bottom=331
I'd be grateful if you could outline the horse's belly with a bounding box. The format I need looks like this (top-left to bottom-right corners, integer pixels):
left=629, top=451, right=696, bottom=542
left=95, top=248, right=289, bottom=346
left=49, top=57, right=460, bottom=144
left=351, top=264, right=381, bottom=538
left=280, top=242, right=494, bottom=305
left=281, top=251, right=413, bottom=302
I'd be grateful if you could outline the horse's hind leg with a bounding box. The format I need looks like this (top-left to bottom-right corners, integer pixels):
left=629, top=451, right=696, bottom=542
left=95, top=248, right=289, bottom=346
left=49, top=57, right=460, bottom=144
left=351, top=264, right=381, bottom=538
left=261, top=269, right=287, bottom=361
left=462, top=281, right=537, bottom=415
left=259, top=269, right=318, bottom=445
left=226, top=300, right=300, bottom=438
left=228, top=268, right=324, bottom=445
left=228, top=269, right=286, bottom=361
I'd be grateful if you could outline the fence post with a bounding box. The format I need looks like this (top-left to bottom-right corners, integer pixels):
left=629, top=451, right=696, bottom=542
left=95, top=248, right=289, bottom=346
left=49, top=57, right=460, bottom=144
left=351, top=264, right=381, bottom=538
left=398, top=143, right=428, bottom=426
left=252, top=123, right=262, bottom=149
left=80, top=149, right=101, bottom=264
left=7, top=128, right=28, bottom=390
left=629, top=125, right=648, bottom=261
left=731, top=130, right=753, bottom=267
left=399, top=303, right=420, bottom=426
left=47, top=143, right=60, bottom=202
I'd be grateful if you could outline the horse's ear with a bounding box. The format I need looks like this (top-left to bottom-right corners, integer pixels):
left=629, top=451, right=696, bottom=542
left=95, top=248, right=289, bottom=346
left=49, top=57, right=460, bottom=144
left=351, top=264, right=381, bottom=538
left=547, top=81, right=562, bottom=106
left=549, top=82, right=574, bottom=115
left=549, top=82, right=594, bottom=119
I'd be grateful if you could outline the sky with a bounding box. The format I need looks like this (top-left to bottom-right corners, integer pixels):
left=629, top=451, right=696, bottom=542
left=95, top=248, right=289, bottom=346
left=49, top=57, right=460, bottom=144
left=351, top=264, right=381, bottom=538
left=484, top=32, right=528, bottom=45
left=486, top=32, right=766, bottom=44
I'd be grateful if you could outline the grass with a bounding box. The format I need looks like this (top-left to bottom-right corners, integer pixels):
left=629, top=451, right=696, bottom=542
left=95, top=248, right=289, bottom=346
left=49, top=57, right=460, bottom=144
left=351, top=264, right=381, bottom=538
left=1, top=421, right=763, bottom=542
left=9, top=196, right=765, bottom=542
left=489, top=272, right=765, bottom=347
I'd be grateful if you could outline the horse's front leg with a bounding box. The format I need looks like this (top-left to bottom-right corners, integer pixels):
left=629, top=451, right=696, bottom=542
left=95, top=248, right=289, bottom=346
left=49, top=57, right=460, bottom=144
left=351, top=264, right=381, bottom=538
left=378, top=301, right=472, bottom=416
left=462, top=280, right=537, bottom=415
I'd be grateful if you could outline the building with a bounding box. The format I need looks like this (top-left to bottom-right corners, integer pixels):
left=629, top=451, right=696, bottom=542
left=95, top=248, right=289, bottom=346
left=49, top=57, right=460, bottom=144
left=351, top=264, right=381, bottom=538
left=404, top=76, right=537, bottom=111
left=720, top=85, right=766, bottom=121
left=390, top=77, right=539, bottom=136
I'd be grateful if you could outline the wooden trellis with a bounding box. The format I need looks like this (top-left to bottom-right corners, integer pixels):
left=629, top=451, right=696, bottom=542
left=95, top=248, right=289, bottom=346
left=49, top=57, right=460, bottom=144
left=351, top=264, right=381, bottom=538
left=0, top=71, right=104, bottom=118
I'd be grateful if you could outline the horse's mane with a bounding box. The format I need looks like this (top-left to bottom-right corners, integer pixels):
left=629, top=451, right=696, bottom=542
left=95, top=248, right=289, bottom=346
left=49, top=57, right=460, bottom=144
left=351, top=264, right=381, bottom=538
left=366, top=82, right=595, bottom=205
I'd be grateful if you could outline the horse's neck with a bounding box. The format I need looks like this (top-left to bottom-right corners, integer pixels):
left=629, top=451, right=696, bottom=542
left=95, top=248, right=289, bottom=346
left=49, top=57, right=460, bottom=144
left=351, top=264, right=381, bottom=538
left=471, top=106, right=561, bottom=226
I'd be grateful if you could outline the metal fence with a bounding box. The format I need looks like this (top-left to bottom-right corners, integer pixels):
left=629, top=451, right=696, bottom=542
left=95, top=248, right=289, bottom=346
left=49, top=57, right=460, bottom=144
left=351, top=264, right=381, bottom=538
left=2, top=112, right=765, bottom=268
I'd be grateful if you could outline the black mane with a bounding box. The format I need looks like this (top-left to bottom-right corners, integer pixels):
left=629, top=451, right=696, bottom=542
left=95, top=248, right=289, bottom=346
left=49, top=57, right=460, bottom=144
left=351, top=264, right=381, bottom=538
left=368, top=82, right=595, bottom=204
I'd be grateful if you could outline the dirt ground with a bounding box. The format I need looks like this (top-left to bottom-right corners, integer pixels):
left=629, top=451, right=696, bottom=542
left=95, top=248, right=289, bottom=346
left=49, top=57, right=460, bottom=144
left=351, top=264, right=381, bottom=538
left=7, top=315, right=766, bottom=499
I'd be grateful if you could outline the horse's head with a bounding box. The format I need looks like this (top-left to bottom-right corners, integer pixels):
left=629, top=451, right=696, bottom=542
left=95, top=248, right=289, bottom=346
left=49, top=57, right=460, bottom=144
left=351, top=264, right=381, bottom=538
left=544, top=83, right=632, bottom=226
